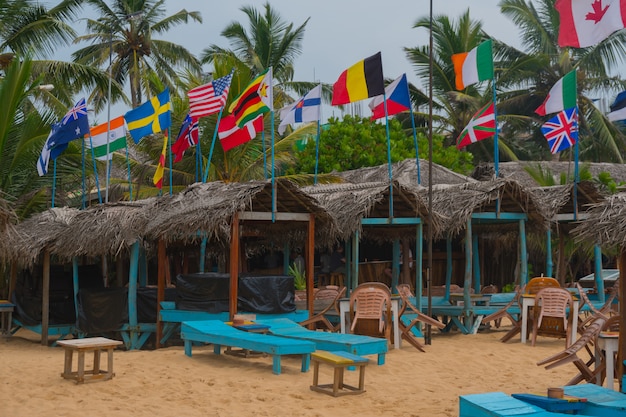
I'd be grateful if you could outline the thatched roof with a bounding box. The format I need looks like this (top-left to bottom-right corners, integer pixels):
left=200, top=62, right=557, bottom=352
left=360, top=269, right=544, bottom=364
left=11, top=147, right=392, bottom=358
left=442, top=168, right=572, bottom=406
left=529, top=181, right=606, bottom=224
left=493, top=161, right=626, bottom=187
left=571, top=192, right=626, bottom=249
left=0, top=196, right=17, bottom=262
left=302, top=180, right=442, bottom=243
left=425, top=178, right=549, bottom=237
left=144, top=179, right=337, bottom=247
left=9, top=207, right=80, bottom=267
left=336, top=158, right=475, bottom=186
left=51, top=200, right=155, bottom=261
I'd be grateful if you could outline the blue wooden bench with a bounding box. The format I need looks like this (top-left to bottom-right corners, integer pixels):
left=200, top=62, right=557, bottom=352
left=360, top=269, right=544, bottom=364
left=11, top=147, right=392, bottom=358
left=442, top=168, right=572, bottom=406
left=255, top=318, right=387, bottom=365
left=563, top=383, right=626, bottom=416
left=180, top=320, right=316, bottom=375
left=460, top=392, right=564, bottom=416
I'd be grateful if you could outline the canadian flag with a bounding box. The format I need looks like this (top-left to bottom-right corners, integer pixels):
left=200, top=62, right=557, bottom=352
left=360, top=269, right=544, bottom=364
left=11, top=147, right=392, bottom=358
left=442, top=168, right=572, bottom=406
left=556, top=0, right=626, bottom=48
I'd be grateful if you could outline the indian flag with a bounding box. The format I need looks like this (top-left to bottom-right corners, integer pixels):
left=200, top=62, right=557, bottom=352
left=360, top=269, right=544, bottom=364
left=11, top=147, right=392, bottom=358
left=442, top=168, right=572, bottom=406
left=451, top=40, right=493, bottom=90
left=88, top=116, right=127, bottom=160
left=535, top=70, right=577, bottom=116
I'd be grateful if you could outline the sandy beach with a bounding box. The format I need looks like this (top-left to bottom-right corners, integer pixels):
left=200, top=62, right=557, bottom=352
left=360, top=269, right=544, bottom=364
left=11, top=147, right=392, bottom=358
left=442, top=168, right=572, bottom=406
left=0, top=323, right=583, bottom=417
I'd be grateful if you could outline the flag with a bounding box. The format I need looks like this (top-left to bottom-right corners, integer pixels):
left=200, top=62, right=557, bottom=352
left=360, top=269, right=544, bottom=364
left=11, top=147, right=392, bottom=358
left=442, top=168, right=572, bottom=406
left=541, top=107, right=579, bottom=154
left=278, top=85, right=322, bottom=134
left=556, top=0, right=626, bottom=48
left=456, top=102, right=496, bottom=149
left=368, top=74, right=411, bottom=120
left=88, top=116, right=127, bottom=161
left=451, top=40, right=494, bottom=90
left=153, top=131, right=168, bottom=189
left=171, top=113, right=199, bottom=163
left=331, top=52, right=384, bottom=105
left=608, top=90, right=626, bottom=122
left=124, top=88, right=171, bottom=143
left=535, top=70, right=577, bottom=116
left=37, top=98, right=90, bottom=176
left=218, top=114, right=263, bottom=152
left=188, top=70, right=234, bottom=119
left=228, top=68, right=272, bottom=128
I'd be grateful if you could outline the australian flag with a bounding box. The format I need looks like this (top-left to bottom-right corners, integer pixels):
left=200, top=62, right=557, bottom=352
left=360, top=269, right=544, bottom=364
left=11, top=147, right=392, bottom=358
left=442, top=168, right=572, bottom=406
left=541, top=107, right=578, bottom=154
left=37, top=98, right=90, bottom=176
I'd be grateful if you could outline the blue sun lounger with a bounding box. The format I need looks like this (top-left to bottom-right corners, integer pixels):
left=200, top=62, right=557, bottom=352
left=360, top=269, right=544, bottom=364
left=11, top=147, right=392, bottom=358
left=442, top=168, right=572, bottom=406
left=180, top=320, right=316, bottom=375
left=459, top=392, right=566, bottom=417
left=255, top=318, right=388, bottom=365
left=563, top=383, right=626, bottom=416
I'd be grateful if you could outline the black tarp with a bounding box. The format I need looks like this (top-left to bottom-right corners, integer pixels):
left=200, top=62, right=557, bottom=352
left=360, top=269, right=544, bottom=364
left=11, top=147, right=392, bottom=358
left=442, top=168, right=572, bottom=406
left=237, top=274, right=295, bottom=314
left=175, top=273, right=230, bottom=312
left=137, top=287, right=176, bottom=322
left=77, top=287, right=128, bottom=333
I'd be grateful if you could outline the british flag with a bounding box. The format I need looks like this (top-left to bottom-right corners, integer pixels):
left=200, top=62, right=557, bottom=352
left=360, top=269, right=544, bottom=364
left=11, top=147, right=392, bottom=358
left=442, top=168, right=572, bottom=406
left=541, top=107, right=578, bottom=154
left=61, top=98, right=88, bottom=124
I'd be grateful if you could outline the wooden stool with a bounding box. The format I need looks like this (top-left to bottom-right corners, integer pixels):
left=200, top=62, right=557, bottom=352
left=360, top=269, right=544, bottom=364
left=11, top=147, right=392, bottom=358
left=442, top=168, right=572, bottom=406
left=57, top=337, right=123, bottom=384
left=310, top=351, right=369, bottom=397
left=329, top=272, right=345, bottom=287
left=317, top=273, right=329, bottom=286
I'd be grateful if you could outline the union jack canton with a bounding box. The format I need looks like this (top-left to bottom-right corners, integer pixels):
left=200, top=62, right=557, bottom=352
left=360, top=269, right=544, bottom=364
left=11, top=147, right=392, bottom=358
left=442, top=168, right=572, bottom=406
left=541, top=107, right=578, bottom=154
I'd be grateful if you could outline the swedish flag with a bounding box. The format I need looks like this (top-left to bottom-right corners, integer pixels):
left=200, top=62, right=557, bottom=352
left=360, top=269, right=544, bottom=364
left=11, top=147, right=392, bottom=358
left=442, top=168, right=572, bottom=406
left=124, top=88, right=172, bottom=143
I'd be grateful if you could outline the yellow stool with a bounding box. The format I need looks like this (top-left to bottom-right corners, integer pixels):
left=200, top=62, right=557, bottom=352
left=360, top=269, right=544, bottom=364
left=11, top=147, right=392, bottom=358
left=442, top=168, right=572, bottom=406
left=329, top=272, right=345, bottom=287
left=310, top=351, right=369, bottom=397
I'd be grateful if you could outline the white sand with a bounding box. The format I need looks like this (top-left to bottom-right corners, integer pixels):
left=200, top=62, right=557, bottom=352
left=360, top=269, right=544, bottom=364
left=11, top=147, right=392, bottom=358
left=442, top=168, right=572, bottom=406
left=1, top=324, right=582, bottom=417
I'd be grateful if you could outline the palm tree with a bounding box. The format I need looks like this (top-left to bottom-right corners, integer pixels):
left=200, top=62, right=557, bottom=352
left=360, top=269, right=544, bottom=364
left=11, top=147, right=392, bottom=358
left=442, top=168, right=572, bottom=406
left=73, top=0, right=203, bottom=110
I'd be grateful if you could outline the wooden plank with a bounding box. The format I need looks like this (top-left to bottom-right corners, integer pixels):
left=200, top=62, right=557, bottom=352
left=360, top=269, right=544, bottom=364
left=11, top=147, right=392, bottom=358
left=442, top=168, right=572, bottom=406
left=238, top=211, right=310, bottom=221
left=41, top=249, right=50, bottom=346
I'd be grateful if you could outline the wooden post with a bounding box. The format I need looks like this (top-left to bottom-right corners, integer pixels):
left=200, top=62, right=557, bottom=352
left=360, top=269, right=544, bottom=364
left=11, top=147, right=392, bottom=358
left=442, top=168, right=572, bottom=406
left=618, top=248, right=626, bottom=392
left=41, top=249, right=50, bottom=346
left=8, top=261, right=17, bottom=301
left=306, top=214, right=315, bottom=315
left=229, top=212, right=240, bottom=320
left=156, top=239, right=166, bottom=348
left=128, top=242, right=139, bottom=349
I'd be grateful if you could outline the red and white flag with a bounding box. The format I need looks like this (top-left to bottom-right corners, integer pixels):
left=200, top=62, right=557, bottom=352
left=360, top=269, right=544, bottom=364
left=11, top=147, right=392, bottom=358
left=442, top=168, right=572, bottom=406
left=188, top=70, right=234, bottom=119
left=456, top=102, right=496, bottom=149
left=556, top=0, right=626, bottom=48
left=218, top=114, right=264, bottom=152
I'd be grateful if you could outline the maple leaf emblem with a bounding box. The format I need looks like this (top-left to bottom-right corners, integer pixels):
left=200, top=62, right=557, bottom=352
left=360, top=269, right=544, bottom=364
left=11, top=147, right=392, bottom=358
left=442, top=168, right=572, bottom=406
left=585, top=0, right=609, bottom=23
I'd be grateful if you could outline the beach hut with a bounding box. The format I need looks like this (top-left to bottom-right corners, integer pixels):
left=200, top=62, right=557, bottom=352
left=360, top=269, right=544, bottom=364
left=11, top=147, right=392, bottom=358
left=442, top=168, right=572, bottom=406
left=571, top=193, right=626, bottom=392
left=142, top=178, right=336, bottom=345
left=7, top=207, right=80, bottom=345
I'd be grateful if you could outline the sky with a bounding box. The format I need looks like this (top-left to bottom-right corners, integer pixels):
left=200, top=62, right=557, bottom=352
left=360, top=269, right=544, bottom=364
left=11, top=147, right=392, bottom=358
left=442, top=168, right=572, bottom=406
left=43, top=0, right=528, bottom=121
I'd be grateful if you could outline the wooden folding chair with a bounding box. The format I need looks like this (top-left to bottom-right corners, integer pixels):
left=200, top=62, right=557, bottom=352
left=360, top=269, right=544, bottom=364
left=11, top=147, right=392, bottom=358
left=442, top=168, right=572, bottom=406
left=396, top=284, right=445, bottom=351
left=299, top=286, right=346, bottom=332
left=576, top=281, right=619, bottom=333
left=481, top=285, right=525, bottom=342
left=536, top=315, right=607, bottom=386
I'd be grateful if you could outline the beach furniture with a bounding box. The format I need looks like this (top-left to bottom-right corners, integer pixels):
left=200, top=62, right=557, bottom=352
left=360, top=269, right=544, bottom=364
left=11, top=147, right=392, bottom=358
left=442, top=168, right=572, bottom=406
left=310, top=351, right=369, bottom=397
left=57, top=337, right=123, bottom=384
left=563, top=383, right=626, bottom=416
left=298, top=286, right=345, bottom=332
left=530, top=287, right=574, bottom=347
left=526, top=277, right=561, bottom=294
left=255, top=317, right=387, bottom=365
left=576, top=282, right=619, bottom=333
left=180, top=320, right=316, bottom=375
left=396, top=284, right=445, bottom=351
left=536, top=315, right=606, bottom=385
left=459, top=391, right=568, bottom=416
left=348, top=282, right=392, bottom=345
left=481, top=285, right=524, bottom=342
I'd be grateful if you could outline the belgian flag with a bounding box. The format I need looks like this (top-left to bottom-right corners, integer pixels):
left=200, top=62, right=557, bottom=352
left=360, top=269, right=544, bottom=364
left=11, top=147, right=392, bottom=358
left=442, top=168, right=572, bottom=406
left=331, top=52, right=384, bottom=106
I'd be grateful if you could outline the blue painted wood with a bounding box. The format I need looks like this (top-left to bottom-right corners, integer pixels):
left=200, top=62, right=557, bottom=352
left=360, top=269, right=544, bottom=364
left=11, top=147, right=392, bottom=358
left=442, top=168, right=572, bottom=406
left=563, top=383, right=626, bottom=416
left=128, top=242, right=140, bottom=349
left=180, top=320, right=315, bottom=375
left=361, top=217, right=422, bottom=225
left=255, top=318, right=387, bottom=365
left=446, top=238, right=452, bottom=300
left=391, top=239, right=400, bottom=293
left=471, top=212, right=528, bottom=220
left=459, top=392, right=561, bottom=417
left=511, top=393, right=585, bottom=413
left=72, top=258, right=79, bottom=321
left=546, top=229, right=553, bottom=277
left=519, top=219, right=528, bottom=285
left=11, top=318, right=75, bottom=344
left=473, top=235, right=480, bottom=293
left=415, top=224, right=423, bottom=312
left=594, top=245, right=606, bottom=302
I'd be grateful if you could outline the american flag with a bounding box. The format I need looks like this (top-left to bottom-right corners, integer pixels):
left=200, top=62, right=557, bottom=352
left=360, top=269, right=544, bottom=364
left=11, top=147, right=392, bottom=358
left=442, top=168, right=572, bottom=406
left=541, top=107, right=578, bottom=154
left=62, top=98, right=88, bottom=125
left=188, top=70, right=234, bottom=119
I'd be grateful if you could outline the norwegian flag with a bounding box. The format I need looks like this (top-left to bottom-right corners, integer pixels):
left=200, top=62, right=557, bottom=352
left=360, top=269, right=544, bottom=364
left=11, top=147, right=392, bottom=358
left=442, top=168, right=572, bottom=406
left=172, top=113, right=199, bottom=163
left=188, top=70, right=234, bottom=119
left=541, top=107, right=579, bottom=154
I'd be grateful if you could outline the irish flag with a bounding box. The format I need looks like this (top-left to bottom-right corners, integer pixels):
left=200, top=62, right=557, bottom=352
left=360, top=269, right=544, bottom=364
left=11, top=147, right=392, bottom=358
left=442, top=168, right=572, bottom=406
left=456, top=102, right=496, bottom=149
left=535, top=70, right=577, bottom=116
left=451, top=40, right=493, bottom=90
left=88, top=116, right=127, bottom=160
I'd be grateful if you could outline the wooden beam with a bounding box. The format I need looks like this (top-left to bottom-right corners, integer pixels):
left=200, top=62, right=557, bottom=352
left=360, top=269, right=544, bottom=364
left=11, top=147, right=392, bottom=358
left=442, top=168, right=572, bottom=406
left=41, top=249, right=50, bottom=346
left=239, top=211, right=310, bottom=221
left=229, top=212, right=240, bottom=320
left=306, top=214, right=315, bottom=317
left=156, top=240, right=166, bottom=349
